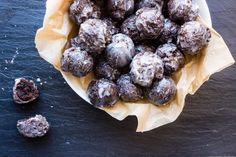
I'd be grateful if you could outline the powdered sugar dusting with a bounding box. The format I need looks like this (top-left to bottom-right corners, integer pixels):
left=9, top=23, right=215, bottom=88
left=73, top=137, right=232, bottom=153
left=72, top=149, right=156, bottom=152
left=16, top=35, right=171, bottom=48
left=4, top=47, right=20, bottom=65
left=130, top=52, right=164, bottom=87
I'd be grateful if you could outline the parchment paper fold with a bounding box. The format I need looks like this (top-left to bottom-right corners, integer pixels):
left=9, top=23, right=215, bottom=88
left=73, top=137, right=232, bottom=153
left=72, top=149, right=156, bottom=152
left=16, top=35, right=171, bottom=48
left=35, top=0, right=235, bottom=132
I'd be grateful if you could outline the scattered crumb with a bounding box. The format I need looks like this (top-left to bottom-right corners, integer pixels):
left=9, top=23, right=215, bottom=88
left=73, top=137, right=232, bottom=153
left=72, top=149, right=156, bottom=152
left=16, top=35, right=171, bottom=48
left=15, top=48, right=19, bottom=54
left=1, top=88, right=4, bottom=91
left=37, top=78, right=48, bottom=86
left=4, top=67, right=8, bottom=70
left=65, top=141, right=70, bottom=145
left=4, top=48, right=19, bottom=65
left=212, top=130, right=218, bottom=133
left=10, top=58, right=15, bottom=64
left=50, top=105, right=54, bottom=108
left=36, top=78, right=41, bottom=82
left=10, top=48, right=19, bottom=64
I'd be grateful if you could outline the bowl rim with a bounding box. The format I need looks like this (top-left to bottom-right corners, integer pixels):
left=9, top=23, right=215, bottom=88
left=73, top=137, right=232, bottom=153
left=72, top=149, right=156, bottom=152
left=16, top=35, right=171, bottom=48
left=198, top=0, right=212, bottom=26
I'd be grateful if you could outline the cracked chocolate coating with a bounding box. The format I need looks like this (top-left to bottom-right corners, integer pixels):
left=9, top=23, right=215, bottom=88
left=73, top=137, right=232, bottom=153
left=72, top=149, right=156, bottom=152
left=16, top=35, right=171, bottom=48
left=106, top=33, right=135, bottom=68
left=135, top=7, right=164, bottom=39
left=168, top=0, right=199, bottom=24
left=135, top=43, right=156, bottom=54
left=108, top=0, right=135, bottom=20
left=103, top=18, right=120, bottom=36
left=120, top=15, right=141, bottom=41
left=13, top=78, right=39, bottom=104
left=177, top=21, right=211, bottom=55
left=156, top=43, right=185, bottom=75
left=159, top=18, right=180, bottom=44
left=117, top=74, right=143, bottom=101
left=17, top=115, right=49, bottom=138
left=87, top=79, right=119, bottom=107
left=95, top=61, right=120, bottom=81
left=74, top=19, right=112, bottom=56
left=137, top=0, right=164, bottom=10
left=188, top=1, right=199, bottom=22
left=70, top=36, right=78, bottom=48
left=145, top=77, right=176, bottom=105
left=61, top=47, right=94, bottom=77
left=130, top=51, right=164, bottom=87
left=69, top=0, right=101, bottom=25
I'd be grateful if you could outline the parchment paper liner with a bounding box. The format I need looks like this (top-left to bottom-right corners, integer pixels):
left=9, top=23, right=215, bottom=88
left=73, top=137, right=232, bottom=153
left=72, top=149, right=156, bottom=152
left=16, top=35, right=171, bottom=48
left=35, top=0, right=235, bottom=132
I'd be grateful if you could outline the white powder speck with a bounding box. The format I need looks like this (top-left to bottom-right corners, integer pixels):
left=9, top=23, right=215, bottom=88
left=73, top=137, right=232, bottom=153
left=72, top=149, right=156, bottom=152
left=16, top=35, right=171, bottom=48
left=4, top=35, right=7, bottom=38
left=1, top=88, right=4, bottom=91
left=4, top=67, right=7, bottom=70
left=5, top=60, right=8, bottom=64
left=15, top=48, right=19, bottom=54
left=44, top=81, right=47, bottom=84
left=65, top=141, right=70, bottom=145
left=40, top=82, right=43, bottom=85
left=6, top=48, right=20, bottom=64
left=212, top=130, right=218, bottom=133
left=36, top=78, right=41, bottom=82
left=63, top=82, right=67, bottom=84
left=50, top=105, right=54, bottom=108
left=10, top=58, right=15, bottom=64
left=14, top=25, right=17, bottom=27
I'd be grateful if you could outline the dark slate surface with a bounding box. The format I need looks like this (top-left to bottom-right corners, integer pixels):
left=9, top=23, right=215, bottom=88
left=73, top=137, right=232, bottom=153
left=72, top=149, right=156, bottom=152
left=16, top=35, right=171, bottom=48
left=0, top=0, right=236, bottom=156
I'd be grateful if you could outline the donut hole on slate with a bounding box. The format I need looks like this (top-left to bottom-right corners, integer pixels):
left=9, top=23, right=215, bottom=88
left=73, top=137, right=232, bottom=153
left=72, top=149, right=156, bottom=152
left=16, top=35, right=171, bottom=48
left=13, top=78, right=39, bottom=104
left=17, top=115, right=50, bottom=138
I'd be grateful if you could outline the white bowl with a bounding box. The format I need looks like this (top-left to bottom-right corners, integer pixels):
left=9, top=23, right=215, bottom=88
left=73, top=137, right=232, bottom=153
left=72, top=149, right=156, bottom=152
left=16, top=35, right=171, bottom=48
left=197, top=0, right=212, bottom=26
